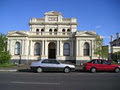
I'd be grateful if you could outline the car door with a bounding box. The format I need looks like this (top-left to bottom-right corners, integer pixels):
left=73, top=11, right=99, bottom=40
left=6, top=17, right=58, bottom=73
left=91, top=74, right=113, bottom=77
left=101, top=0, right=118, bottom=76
left=93, top=60, right=104, bottom=71
left=102, top=60, right=114, bottom=71
left=41, top=59, right=53, bottom=71
left=49, top=60, right=62, bottom=71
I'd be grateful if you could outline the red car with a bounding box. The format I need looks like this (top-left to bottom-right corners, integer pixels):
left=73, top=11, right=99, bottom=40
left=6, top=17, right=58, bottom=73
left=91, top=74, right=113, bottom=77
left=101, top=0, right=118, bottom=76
left=84, top=59, right=120, bottom=73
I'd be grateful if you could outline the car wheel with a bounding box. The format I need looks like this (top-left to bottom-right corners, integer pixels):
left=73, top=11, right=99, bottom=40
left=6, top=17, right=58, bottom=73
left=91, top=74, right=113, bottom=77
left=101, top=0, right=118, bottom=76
left=64, top=67, right=70, bottom=73
left=91, top=68, right=96, bottom=73
left=37, top=67, right=42, bottom=73
left=114, top=68, right=119, bottom=73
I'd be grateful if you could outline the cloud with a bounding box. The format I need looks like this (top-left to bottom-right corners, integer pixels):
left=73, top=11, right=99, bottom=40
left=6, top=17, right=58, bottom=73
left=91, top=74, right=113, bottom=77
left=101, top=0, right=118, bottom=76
left=95, top=26, right=102, bottom=29
left=102, top=36, right=110, bottom=39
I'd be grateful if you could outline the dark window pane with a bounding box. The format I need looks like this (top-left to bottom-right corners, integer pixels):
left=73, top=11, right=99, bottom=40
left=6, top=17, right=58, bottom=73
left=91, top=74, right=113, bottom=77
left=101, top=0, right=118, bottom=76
left=84, top=42, right=89, bottom=56
left=63, top=43, right=70, bottom=56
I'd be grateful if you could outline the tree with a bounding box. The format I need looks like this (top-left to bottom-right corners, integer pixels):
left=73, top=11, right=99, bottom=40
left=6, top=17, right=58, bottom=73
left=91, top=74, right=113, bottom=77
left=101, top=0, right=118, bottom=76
left=111, top=51, right=120, bottom=62
left=94, top=35, right=103, bottom=59
left=101, top=46, right=108, bottom=59
left=0, top=33, right=11, bottom=64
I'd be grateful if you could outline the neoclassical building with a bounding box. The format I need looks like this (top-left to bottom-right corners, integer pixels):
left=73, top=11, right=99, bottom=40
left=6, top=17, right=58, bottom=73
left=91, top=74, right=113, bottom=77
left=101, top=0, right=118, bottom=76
left=7, top=11, right=98, bottom=65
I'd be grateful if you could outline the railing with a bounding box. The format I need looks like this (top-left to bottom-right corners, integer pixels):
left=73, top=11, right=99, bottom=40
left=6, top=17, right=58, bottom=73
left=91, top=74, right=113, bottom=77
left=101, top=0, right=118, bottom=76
left=29, top=32, right=74, bottom=36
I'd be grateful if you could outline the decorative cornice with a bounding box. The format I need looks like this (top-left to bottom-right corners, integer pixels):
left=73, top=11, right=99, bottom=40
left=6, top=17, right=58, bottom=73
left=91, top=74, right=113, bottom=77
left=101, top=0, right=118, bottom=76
left=29, top=22, right=78, bottom=25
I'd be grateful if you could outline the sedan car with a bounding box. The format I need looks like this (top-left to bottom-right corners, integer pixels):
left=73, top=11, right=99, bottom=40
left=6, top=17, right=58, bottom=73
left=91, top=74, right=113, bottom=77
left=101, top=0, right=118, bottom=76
left=84, top=59, right=120, bottom=73
left=30, top=59, right=75, bottom=73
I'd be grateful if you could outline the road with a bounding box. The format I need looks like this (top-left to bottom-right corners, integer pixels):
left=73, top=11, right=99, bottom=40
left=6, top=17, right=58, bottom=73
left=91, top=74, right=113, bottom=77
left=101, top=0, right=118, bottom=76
left=0, top=71, right=120, bottom=90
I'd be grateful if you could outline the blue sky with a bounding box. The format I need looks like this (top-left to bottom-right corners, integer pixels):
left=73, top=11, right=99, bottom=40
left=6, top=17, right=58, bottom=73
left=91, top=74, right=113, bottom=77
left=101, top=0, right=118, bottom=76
left=0, top=0, right=120, bottom=45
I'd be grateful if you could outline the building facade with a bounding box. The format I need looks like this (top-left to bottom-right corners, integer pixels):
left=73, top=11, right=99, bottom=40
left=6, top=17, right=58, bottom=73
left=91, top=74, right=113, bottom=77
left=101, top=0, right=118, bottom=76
left=7, top=11, right=98, bottom=65
left=110, top=33, right=120, bottom=54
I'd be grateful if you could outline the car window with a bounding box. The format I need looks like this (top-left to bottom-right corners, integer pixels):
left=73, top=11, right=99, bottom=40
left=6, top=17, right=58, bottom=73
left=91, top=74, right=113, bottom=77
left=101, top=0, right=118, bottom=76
left=97, top=60, right=102, bottom=64
left=102, top=60, right=108, bottom=64
left=93, top=60, right=98, bottom=64
left=50, top=60, right=60, bottom=64
left=88, top=60, right=94, bottom=63
left=41, top=59, right=50, bottom=63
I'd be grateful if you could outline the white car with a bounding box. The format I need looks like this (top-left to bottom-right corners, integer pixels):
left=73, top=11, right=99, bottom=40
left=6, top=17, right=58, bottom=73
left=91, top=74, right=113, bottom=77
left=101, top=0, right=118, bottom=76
left=30, top=59, right=75, bottom=73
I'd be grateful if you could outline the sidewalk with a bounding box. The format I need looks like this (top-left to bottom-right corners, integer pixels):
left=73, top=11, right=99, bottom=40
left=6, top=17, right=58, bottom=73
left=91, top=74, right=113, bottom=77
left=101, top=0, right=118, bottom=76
left=0, top=64, right=30, bottom=72
left=0, top=64, right=83, bottom=72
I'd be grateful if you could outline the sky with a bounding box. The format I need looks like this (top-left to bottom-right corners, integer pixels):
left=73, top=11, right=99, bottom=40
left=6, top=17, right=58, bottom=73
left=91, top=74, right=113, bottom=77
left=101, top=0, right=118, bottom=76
left=0, top=0, right=120, bottom=45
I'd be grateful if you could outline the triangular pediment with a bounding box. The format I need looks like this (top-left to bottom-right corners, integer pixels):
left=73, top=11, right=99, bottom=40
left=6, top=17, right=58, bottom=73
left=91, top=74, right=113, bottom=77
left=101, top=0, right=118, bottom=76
left=75, top=31, right=96, bottom=37
left=8, top=31, right=28, bottom=37
left=45, top=11, right=61, bottom=16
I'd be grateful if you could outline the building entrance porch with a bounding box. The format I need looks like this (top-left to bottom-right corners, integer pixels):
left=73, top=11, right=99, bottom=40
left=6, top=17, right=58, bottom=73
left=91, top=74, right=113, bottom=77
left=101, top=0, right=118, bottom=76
left=48, top=42, right=56, bottom=59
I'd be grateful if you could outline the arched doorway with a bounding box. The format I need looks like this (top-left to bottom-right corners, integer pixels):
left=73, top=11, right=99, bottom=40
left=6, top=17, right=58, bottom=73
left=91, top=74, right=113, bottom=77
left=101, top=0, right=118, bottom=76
left=48, top=42, right=56, bottom=59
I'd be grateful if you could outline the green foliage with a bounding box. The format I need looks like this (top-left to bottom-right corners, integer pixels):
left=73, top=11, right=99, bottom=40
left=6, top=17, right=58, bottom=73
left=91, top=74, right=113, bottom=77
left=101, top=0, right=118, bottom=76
left=0, top=33, right=11, bottom=64
left=0, top=63, right=13, bottom=67
left=111, top=51, right=120, bottom=62
left=101, top=46, right=108, bottom=59
left=94, top=35, right=103, bottom=58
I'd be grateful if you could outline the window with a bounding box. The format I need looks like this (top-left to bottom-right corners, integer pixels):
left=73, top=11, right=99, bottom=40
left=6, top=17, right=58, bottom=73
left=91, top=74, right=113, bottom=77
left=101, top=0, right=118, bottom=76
left=102, top=60, right=108, bottom=64
left=67, top=29, right=71, bottom=35
left=34, top=43, right=40, bottom=55
left=15, top=42, right=20, bottom=55
left=63, top=43, right=70, bottom=56
left=84, top=42, right=90, bottom=56
left=62, top=29, right=65, bottom=35
left=41, top=29, right=44, bottom=35
left=54, top=29, right=57, bottom=35
left=93, top=60, right=98, bottom=64
left=36, top=29, right=39, bottom=34
left=49, top=60, right=60, bottom=64
left=49, top=29, right=52, bottom=35
left=42, top=59, right=49, bottom=63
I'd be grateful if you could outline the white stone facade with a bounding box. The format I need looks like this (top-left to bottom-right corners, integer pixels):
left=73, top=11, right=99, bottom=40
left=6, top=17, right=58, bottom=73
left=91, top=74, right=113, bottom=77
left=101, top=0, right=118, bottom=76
left=7, top=11, right=98, bottom=65
left=110, top=33, right=120, bottom=54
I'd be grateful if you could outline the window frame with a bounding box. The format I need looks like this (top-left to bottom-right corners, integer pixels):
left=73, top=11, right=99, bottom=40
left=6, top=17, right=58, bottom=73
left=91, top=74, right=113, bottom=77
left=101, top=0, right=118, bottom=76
left=15, top=42, right=20, bottom=55
left=63, top=43, right=70, bottom=56
left=83, top=42, right=90, bottom=56
left=34, top=42, right=40, bottom=56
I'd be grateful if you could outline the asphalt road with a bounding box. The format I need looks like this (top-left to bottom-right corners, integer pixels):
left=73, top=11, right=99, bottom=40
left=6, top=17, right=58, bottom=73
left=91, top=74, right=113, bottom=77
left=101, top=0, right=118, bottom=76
left=0, top=71, right=120, bottom=90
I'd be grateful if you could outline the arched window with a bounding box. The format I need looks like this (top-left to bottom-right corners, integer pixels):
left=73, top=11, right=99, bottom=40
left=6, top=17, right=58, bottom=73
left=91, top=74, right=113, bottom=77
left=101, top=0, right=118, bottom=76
left=62, top=29, right=65, bottom=35
left=41, top=29, right=44, bottom=35
left=67, top=29, right=70, bottom=32
left=49, top=29, right=52, bottom=35
left=54, top=29, right=57, bottom=35
left=84, top=42, right=90, bottom=56
left=34, top=43, right=40, bottom=55
left=63, top=43, right=70, bottom=56
left=15, top=42, right=20, bottom=55
left=67, top=29, right=71, bottom=35
left=36, top=29, right=39, bottom=34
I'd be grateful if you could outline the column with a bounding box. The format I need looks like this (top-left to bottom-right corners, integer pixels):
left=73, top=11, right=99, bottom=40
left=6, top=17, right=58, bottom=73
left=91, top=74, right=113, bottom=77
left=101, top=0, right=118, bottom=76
left=24, top=40, right=28, bottom=55
left=78, top=40, right=80, bottom=56
left=70, top=40, right=73, bottom=56
left=91, top=40, right=93, bottom=59
left=9, top=40, right=12, bottom=55
left=30, top=40, right=32, bottom=55
left=76, top=39, right=78, bottom=56
left=60, top=40, right=62, bottom=56
left=45, top=40, right=48, bottom=56
left=57, top=40, right=59, bottom=56
left=42, top=40, right=44, bottom=56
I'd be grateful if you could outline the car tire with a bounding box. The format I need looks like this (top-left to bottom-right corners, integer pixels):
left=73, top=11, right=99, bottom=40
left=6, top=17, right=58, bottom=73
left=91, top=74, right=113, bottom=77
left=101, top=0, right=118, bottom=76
left=36, top=67, right=42, bottom=73
left=114, top=68, right=120, bottom=73
left=91, top=68, right=96, bottom=73
left=64, top=67, right=70, bottom=73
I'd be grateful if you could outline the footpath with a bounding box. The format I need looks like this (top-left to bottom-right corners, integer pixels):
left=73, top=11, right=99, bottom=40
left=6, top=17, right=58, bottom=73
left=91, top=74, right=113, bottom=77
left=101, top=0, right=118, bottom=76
left=0, top=64, right=30, bottom=72
left=0, top=64, right=83, bottom=72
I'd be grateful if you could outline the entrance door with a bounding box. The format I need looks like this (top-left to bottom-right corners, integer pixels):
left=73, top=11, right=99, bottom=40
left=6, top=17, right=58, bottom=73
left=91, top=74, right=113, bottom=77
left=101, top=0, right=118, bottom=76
left=48, top=42, right=56, bottom=59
